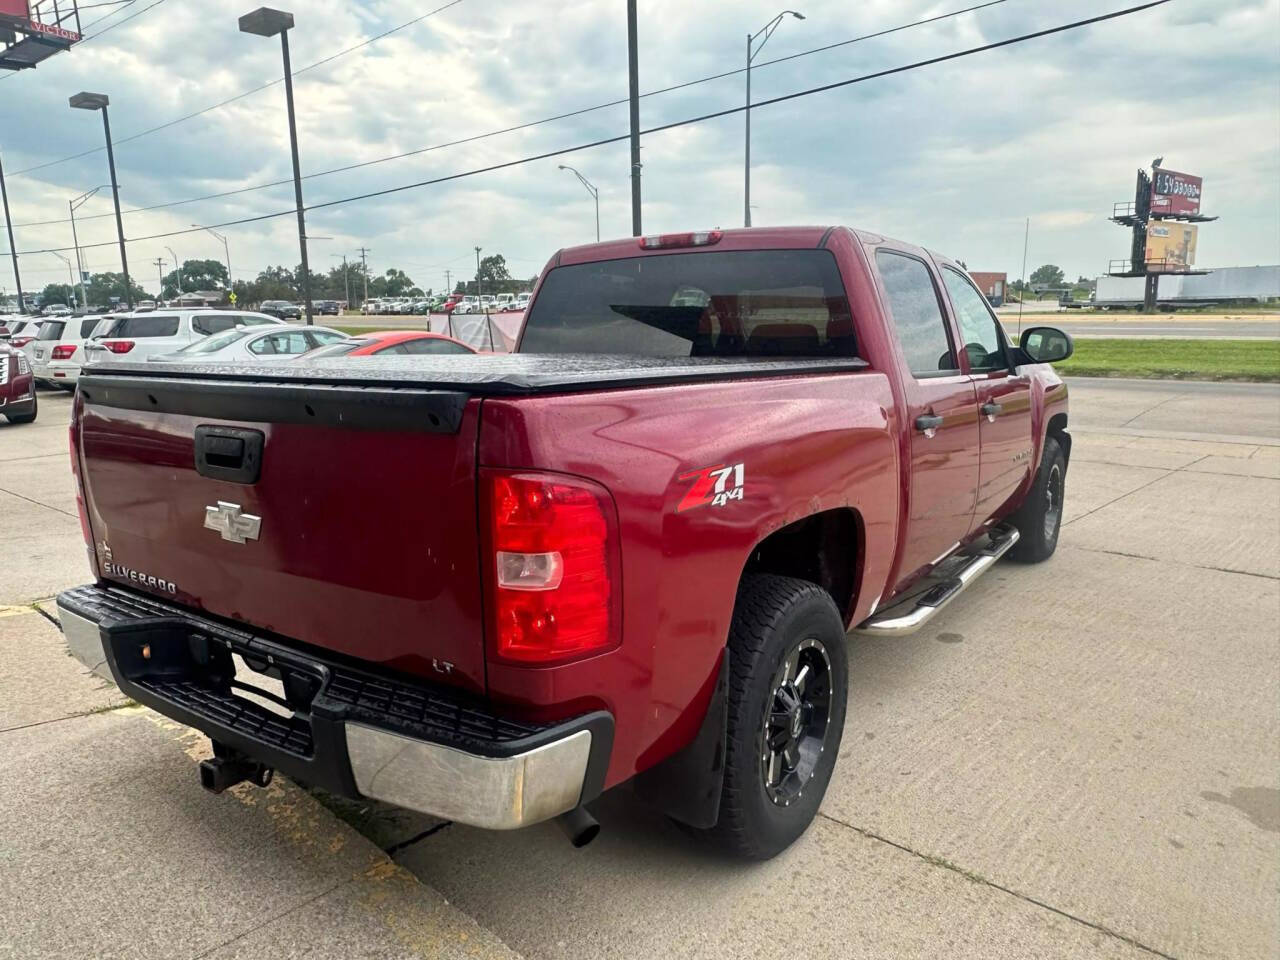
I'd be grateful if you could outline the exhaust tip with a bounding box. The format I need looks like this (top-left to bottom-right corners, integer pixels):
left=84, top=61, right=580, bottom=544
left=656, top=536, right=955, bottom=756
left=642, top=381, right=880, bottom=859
left=557, top=806, right=600, bottom=848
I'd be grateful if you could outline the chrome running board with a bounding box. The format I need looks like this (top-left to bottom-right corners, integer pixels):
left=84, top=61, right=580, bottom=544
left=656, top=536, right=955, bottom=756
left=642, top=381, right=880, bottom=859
left=854, top=524, right=1020, bottom=638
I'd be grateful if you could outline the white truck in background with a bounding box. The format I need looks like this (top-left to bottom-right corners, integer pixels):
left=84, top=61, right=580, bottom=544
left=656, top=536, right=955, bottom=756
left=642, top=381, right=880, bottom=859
left=1071, top=265, right=1280, bottom=310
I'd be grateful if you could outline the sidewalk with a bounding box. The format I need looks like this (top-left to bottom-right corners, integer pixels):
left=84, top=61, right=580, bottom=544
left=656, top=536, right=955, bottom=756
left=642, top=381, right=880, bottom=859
left=0, top=606, right=521, bottom=960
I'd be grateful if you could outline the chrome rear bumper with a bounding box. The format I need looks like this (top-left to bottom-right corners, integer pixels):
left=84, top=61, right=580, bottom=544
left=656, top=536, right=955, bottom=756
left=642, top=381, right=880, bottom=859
left=56, top=585, right=611, bottom=830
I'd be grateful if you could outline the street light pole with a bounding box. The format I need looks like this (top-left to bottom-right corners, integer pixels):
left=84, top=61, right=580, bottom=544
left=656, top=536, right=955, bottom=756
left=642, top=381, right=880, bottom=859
left=744, top=10, right=805, bottom=228
left=165, top=245, right=180, bottom=301
left=70, top=186, right=106, bottom=311
left=69, top=93, right=133, bottom=309
left=192, top=225, right=231, bottom=288
left=0, top=149, right=25, bottom=315
left=558, top=164, right=600, bottom=242
left=239, top=7, right=313, bottom=324
left=50, top=251, right=75, bottom=307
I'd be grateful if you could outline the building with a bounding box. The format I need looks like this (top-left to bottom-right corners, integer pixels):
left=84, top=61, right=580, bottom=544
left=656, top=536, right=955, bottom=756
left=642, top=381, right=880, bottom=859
left=968, top=272, right=1008, bottom=306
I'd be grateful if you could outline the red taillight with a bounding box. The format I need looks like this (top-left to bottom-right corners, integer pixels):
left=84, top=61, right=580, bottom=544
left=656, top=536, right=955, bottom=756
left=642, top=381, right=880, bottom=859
left=638, top=230, right=723, bottom=250
left=104, top=340, right=135, bottom=354
left=68, top=417, right=93, bottom=550
left=11, top=336, right=33, bottom=348
left=483, top=470, right=620, bottom=664
left=51, top=344, right=76, bottom=360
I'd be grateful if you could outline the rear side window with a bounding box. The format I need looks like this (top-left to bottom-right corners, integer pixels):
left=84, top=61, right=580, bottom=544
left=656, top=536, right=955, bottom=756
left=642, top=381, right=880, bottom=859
left=192, top=314, right=237, bottom=336
left=80, top=318, right=103, bottom=338
left=303, top=340, right=364, bottom=358
left=249, top=331, right=311, bottom=355
left=37, top=321, right=66, bottom=341
left=520, top=250, right=857, bottom=358
left=401, top=337, right=472, bottom=355
left=113, top=315, right=180, bottom=338
left=875, top=251, right=958, bottom=377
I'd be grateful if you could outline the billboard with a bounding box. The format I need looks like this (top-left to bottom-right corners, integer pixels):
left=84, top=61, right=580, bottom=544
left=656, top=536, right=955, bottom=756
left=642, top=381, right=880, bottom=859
left=1151, top=167, right=1203, bottom=217
left=1145, top=222, right=1198, bottom=271
left=0, top=0, right=29, bottom=24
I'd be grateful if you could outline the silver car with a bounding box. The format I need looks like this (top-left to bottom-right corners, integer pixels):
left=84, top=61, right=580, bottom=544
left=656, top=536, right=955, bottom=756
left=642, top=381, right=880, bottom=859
left=149, top=324, right=347, bottom=363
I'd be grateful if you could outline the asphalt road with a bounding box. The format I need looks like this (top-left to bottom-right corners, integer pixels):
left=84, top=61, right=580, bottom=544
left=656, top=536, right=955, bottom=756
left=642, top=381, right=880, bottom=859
left=995, top=309, right=1280, bottom=340
left=2, top=376, right=1277, bottom=959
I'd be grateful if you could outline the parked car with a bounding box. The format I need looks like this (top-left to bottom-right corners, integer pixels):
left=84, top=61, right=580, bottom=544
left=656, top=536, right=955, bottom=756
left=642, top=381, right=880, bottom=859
left=41, top=303, right=73, bottom=317
left=0, top=318, right=43, bottom=345
left=150, top=324, right=347, bottom=363
left=313, top=300, right=341, bottom=316
left=300, top=330, right=476, bottom=358
left=453, top=296, right=480, bottom=314
left=57, top=225, right=1072, bottom=860
left=29, top=314, right=114, bottom=389
left=441, top=295, right=464, bottom=314
left=514, top=293, right=531, bottom=311
left=259, top=300, right=302, bottom=321
left=0, top=340, right=36, bottom=423
left=83, top=310, right=285, bottom=364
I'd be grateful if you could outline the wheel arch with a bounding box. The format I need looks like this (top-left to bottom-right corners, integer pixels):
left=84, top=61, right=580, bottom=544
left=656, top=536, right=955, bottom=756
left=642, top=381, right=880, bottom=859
left=739, top=507, right=864, bottom=629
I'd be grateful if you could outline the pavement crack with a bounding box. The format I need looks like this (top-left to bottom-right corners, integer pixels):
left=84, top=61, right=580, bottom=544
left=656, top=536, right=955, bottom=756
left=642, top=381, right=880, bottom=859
left=1068, top=545, right=1279, bottom=581
left=29, top=603, right=62, bottom=630
left=0, top=485, right=78, bottom=519
left=384, top=820, right=453, bottom=855
left=0, top=701, right=135, bottom=736
left=1063, top=455, right=1211, bottom=527
left=188, top=880, right=348, bottom=960
left=1119, top=389, right=1190, bottom=428
left=817, top=812, right=1180, bottom=960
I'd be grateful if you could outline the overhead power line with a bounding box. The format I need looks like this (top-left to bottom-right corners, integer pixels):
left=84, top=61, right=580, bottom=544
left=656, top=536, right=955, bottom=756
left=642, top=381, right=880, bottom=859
left=5, top=0, right=1172, bottom=258
left=4, top=0, right=467, bottom=175
left=8, top=0, right=1014, bottom=227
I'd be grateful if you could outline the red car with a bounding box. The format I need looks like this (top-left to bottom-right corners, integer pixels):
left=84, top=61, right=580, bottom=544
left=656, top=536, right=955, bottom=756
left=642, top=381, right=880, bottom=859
left=303, top=330, right=476, bottom=358
left=59, top=226, right=1072, bottom=859
left=0, top=341, right=37, bottom=424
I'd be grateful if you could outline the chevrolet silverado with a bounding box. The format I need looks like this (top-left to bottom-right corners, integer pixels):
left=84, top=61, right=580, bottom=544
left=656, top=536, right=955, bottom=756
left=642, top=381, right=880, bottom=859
left=58, top=226, right=1071, bottom=858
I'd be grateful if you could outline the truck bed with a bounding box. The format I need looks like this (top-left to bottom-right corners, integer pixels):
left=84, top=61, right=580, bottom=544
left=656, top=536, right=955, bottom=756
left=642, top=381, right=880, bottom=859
left=85, top=353, right=868, bottom=395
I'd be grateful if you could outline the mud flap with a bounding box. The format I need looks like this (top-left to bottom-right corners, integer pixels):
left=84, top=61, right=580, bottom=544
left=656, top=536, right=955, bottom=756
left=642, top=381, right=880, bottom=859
left=632, top=651, right=729, bottom=829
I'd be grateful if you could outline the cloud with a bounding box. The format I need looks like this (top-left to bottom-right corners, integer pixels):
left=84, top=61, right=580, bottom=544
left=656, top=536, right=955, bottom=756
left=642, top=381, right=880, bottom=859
left=0, top=0, right=1276, bottom=295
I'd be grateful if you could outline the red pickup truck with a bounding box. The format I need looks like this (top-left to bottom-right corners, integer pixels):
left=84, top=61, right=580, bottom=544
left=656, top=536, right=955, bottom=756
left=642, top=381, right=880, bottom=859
left=58, top=226, right=1071, bottom=858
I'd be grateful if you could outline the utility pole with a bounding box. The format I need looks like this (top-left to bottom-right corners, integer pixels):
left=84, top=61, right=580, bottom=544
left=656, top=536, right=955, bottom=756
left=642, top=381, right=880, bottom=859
left=475, top=246, right=485, bottom=314
left=626, top=0, right=642, bottom=236
left=153, top=257, right=165, bottom=302
left=0, top=149, right=26, bottom=314
left=358, top=246, right=370, bottom=308
left=445, top=269, right=451, bottom=294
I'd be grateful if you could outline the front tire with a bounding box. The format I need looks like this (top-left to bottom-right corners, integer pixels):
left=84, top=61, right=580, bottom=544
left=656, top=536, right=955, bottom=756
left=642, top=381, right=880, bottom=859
left=1008, top=435, right=1066, bottom=563
left=699, top=574, right=848, bottom=859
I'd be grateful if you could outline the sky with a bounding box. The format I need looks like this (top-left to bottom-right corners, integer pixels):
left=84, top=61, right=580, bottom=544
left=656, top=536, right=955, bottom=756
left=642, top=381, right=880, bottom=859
left=1, top=0, right=1277, bottom=298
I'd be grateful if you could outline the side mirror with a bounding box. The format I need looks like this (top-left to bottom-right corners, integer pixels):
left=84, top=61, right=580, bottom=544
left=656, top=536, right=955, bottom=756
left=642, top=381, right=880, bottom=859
left=1019, top=326, right=1073, bottom=364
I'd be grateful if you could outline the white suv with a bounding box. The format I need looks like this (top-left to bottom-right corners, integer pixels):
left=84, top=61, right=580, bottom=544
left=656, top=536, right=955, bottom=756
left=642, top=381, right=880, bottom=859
left=29, top=315, right=114, bottom=388
left=83, top=309, right=284, bottom=365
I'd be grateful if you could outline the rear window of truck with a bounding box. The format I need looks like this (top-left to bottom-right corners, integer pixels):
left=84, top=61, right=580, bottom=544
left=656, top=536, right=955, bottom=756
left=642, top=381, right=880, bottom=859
left=521, top=250, right=857, bottom=358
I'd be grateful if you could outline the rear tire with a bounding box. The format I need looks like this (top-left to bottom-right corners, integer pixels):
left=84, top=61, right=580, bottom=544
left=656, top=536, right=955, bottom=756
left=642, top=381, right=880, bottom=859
left=1008, top=435, right=1065, bottom=563
left=698, top=574, right=848, bottom=859
left=5, top=392, right=37, bottom=424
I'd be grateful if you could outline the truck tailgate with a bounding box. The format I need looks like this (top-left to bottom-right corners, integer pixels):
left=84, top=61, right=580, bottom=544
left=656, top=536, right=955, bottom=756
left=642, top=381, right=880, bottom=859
left=76, top=375, right=486, bottom=692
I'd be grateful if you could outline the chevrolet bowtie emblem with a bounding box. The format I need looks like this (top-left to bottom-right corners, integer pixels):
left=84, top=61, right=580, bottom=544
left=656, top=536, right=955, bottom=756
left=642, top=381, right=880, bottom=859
left=203, top=501, right=262, bottom=544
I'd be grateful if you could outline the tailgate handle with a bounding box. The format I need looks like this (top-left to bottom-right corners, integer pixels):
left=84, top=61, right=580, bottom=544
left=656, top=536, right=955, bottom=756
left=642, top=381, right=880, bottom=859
left=195, top=425, right=264, bottom=484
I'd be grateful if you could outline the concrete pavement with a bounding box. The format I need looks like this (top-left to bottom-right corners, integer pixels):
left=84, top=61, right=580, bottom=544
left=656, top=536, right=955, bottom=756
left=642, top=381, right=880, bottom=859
left=995, top=309, right=1280, bottom=340
left=2, top=378, right=1277, bottom=959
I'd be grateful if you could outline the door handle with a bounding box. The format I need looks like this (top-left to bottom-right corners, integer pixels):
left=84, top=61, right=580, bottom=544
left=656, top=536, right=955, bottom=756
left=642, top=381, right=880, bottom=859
left=915, top=414, right=944, bottom=438
left=981, top=401, right=1002, bottom=420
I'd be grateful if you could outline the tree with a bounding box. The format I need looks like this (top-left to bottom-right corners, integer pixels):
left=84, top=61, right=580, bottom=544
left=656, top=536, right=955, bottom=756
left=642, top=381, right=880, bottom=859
left=39, top=283, right=75, bottom=307
left=85, top=272, right=148, bottom=308
left=477, top=254, right=510, bottom=283
left=162, top=259, right=229, bottom=297
left=1029, top=264, right=1065, bottom=289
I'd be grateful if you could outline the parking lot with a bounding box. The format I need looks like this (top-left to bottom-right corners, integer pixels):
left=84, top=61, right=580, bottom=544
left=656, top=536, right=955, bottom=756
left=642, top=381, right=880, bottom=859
left=2, top=378, right=1277, bottom=960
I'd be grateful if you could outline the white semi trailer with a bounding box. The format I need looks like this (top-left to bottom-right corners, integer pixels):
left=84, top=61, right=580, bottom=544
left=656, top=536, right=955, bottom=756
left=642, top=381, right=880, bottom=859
left=1073, top=266, right=1280, bottom=309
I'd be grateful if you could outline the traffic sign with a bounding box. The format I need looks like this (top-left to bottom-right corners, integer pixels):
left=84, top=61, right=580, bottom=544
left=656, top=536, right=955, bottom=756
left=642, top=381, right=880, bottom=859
left=228, top=292, right=237, bottom=304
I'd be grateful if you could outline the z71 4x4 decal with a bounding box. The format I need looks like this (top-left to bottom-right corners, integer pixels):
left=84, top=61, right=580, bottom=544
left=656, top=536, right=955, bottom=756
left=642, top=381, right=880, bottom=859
left=676, top=462, right=745, bottom=513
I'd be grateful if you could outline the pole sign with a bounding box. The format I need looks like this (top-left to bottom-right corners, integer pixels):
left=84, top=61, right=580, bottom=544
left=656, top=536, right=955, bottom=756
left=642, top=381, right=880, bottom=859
left=0, top=0, right=29, bottom=24
left=1151, top=167, right=1202, bottom=217
left=1145, top=222, right=1198, bottom=272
